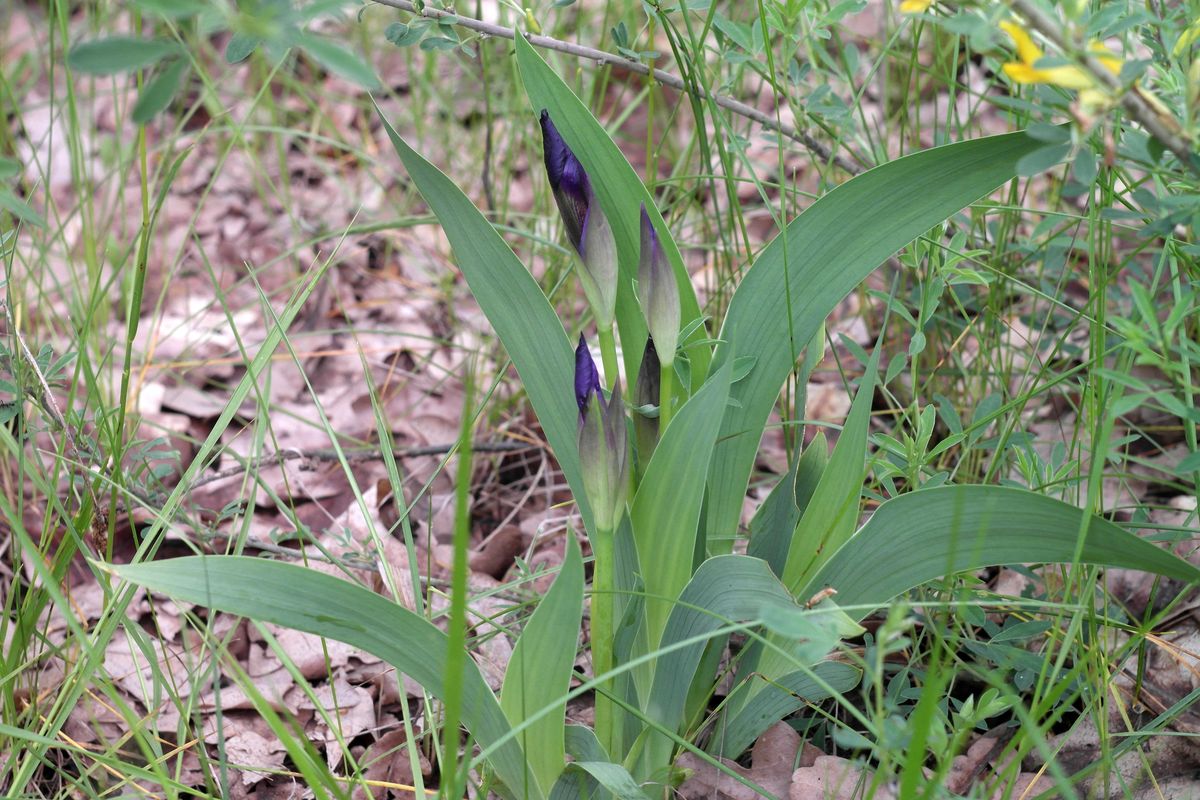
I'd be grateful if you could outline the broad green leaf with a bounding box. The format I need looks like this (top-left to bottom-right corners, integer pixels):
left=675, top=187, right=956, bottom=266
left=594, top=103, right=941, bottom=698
left=571, top=762, right=652, bottom=800
left=0, top=188, right=45, bottom=228
left=712, top=485, right=1200, bottom=758
left=132, top=58, right=189, bottom=124
left=549, top=726, right=609, bottom=800
left=710, top=661, right=862, bottom=759
left=225, top=33, right=260, bottom=64
left=747, top=432, right=827, bottom=577
left=513, top=35, right=710, bottom=391
left=67, top=37, right=180, bottom=74
left=374, top=102, right=588, bottom=524
left=799, top=485, right=1200, bottom=615
left=128, top=0, right=208, bottom=18
left=501, top=535, right=583, bottom=796
left=631, top=359, right=731, bottom=650
left=706, top=130, right=1045, bottom=550
left=631, top=555, right=797, bottom=779
left=109, top=556, right=537, bottom=799
left=297, top=34, right=380, bottom=90
left=781, top=352, right=878, bottom=592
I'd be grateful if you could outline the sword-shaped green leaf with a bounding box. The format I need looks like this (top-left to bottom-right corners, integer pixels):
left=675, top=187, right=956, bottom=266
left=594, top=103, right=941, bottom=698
left=707, top=130, right=1046, bottom=549
left=109, top=556, right=537, bottom=799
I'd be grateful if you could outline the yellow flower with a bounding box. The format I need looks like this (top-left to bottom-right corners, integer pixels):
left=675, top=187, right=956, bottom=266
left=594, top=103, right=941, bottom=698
left=900, top=0, right=934, bottom=12
left=999, top=20, right=1121, bottom=91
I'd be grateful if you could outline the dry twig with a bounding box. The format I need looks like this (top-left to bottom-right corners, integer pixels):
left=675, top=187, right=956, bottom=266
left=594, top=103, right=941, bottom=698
left=372, top=0, right=865, bottom=174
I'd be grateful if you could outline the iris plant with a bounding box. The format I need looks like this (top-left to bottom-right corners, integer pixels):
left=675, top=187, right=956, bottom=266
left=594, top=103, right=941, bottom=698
left=545, top=109, right=686, bottom=754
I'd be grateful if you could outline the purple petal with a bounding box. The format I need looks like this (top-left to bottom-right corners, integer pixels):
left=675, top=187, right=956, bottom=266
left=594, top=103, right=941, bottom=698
left=639, top=203, right=660, bottom=261
left=540, top=110, right=590, bottom=253
left=574, top=334, right=602, bottom=412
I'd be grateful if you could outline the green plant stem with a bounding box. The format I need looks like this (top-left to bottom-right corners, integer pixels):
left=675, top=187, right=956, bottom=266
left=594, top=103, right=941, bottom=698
left=107, top=16, right=152, bottom=559
left=591, top=524, right=616, bottom=756
left=658, top=362, right=673, bottom=431
left=441, top=361, right=476, bottom=799
left=598, top=325, right=619, bottom=392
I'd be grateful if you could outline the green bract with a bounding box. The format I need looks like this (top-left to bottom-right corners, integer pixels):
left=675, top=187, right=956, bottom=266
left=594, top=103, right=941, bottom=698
left=637, top=204, right=680, bottom=367
left=578, top=387, right=630, bottom=534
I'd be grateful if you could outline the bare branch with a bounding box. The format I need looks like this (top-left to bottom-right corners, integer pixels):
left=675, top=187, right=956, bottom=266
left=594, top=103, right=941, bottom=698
left=185, top=440, right=535, bottom=490
left=371, top=0, right=865, bottom=174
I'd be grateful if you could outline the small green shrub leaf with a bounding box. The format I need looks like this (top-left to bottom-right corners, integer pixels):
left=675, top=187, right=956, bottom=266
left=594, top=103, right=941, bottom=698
left=128, top=0, right=207, bottom=18
left=297, top=35, right=379, bottom=89
left=225, top=33, right=260, bottom=63
left=132, top=58, right=189, bottom=123
left=68, top=37, right=180, bottom=74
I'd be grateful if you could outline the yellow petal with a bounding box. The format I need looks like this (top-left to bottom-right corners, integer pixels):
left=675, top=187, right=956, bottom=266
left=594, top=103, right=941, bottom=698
left=1087, top=42, right=1123, bottom=74
left=1000, top=20, right=1044, bottom=65
left=1042, top=64, right=1096, bottom=89
left=1002, top=62, right=1045, bottom=84
left=900, top=0, right=934, bottom=12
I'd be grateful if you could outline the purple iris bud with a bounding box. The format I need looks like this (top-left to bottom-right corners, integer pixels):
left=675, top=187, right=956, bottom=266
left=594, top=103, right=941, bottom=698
left=575, top=334, right=602, bottom=413
left=540, top=110, right=590, bottom=254
left=540, top=110, right=619, bottom=330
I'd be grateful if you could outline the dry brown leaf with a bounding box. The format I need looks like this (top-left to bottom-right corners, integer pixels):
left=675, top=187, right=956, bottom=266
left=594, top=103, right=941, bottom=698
left=748, top=722, right=802, bottom=799
left=789, top=755, right=890, bottom=800
left=354, top=727, right=432, bottom=800
left=226, top=728, right=289, bottom=786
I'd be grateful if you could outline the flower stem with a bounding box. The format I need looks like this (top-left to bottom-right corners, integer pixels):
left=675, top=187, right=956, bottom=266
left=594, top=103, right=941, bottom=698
left=658, top=362, right=673, bottom=432
left=598, top=326, right=620, bottom=392
left=591, top=525, right=616, bottom=755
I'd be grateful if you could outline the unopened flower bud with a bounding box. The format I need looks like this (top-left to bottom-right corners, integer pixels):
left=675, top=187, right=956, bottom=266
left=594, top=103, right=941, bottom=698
left=541, top=110, right=618, bottom=328
left=637, top=204, right=680, bottom=367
